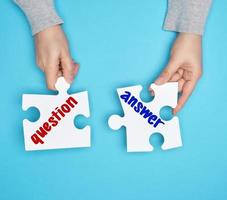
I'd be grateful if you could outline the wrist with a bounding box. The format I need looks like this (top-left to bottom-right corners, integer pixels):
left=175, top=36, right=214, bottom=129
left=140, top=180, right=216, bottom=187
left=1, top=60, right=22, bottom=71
left=35, top=25, right=61, bottom=36
left=178, top=33, right=202, bottom=43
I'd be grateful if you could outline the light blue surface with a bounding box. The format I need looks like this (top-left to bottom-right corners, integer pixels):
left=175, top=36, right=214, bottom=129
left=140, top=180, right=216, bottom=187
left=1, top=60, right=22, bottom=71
left=0, top=1, right=227, bottom=200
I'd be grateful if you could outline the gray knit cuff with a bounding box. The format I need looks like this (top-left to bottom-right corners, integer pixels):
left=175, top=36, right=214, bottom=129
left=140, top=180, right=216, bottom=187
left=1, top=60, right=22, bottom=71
left=15, top=0, right=63, bottom=35
left=163, top=0, right=212, bottom=35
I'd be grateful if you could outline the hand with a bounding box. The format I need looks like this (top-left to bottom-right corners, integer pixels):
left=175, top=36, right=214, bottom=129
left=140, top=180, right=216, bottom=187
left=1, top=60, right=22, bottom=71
left=154, top=33, right=202, bottom=114
left=35, top=25, right=79, bottom=90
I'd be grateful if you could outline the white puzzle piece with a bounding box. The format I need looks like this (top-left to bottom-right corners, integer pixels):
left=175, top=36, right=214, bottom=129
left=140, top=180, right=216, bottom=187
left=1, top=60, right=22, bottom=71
left=22, top=77, right=91, bottom=151
left=108, top=82, right=182, bottom=152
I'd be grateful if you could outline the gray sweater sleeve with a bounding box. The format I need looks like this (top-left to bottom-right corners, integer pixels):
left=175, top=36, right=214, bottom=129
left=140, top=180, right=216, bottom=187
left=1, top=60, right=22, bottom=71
left=14, top=0, right=63, bottom=35
left=164, top=0, right=212, bottom=35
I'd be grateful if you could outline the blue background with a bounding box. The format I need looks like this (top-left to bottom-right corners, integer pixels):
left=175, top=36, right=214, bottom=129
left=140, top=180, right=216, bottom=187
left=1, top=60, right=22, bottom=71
left=0, top=0, right=227, bottom=199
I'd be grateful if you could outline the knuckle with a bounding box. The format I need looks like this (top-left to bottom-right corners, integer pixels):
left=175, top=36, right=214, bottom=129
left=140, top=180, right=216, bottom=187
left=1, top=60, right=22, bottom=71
left=162, top=69, right=170, bottom=77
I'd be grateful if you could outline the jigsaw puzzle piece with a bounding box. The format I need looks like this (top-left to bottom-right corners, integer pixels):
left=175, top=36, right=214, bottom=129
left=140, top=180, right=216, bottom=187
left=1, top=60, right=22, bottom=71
left=108, top=82, right=182, bottom=152
left=22, top=77, right=91, bottom=151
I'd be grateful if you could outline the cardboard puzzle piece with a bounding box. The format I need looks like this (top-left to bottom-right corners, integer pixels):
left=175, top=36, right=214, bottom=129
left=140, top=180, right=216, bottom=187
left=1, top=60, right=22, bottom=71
left=22, top=77, right=90, bottom=151
left=108, top=82, right=182, bottom=152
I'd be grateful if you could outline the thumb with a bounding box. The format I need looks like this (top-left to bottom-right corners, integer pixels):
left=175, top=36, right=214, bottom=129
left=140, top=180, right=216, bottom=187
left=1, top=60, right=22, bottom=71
left=155, top=60, right=177, bottom=85
left=61, top=56, right=79, bottom=84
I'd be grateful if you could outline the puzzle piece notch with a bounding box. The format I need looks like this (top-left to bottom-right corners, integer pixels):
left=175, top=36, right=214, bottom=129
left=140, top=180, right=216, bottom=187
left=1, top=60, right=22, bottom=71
left=149, top=132, right=164, bottom=150
left=159, top=106, right=174, bottom=121
left=22, top=77, right=91, bottom=151
left=108, top=82, right=182, bottom=152
left=55, top=77, right=70, bottom=96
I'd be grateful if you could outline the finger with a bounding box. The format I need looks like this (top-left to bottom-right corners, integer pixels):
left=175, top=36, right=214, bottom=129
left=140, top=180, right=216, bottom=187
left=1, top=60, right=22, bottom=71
left=67, top=62, right=79, bottom=82
left=73, top=62, right=79, bottom=77
left=57, top=70, right=63, bottom=77
left=169, top=71, right=182, bottom=82
left=38, top=65, right=45, bottom=72
left=36, top=59, right=45, bottom=72
left=183, top=70, right=193, bottom=81
left=178, top=68, right=184, bottom=76
left=178, top=78, right=185, bottom=92
left=61, top=56, right=78, bottom=84
left=148, top=87, right=155, bottom=96
left=44, top=60, right=59, bottom=90
left=155, top=60, right=178, bottom=85
left=173, top=80, right=197, bottom=114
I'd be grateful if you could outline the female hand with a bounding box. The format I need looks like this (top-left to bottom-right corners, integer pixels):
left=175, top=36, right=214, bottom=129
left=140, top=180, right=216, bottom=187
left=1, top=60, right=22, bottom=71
left=35, top=25, right=79, bottom=90
left=154, top=33, right=202, bottom=114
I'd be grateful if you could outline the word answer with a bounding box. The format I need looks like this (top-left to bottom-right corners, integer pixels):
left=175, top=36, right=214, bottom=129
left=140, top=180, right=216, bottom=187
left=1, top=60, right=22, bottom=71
left=120, top=91, right=165, bottom=128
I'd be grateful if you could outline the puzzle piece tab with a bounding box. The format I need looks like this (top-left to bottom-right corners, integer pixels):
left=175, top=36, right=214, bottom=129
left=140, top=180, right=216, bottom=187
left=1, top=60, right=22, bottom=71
left=22, top=77, right=91, bottom=151
left=108, top=82, right=182, bottom=152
